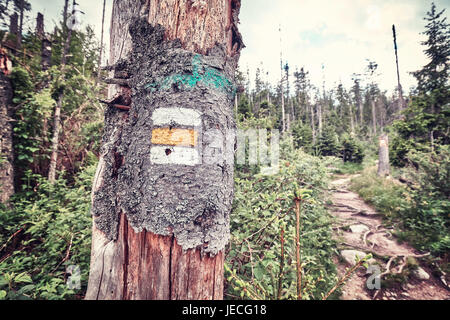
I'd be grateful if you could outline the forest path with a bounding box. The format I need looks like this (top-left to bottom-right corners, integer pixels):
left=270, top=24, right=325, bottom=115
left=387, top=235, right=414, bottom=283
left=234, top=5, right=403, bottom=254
left=328, top=174, right=450, bottom=300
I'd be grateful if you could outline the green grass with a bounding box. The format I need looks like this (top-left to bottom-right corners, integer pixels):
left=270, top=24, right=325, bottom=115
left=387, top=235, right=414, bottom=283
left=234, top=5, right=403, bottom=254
left=349, top=166, right=408, bottom=221
left=332, top=162, right=364, bottom=175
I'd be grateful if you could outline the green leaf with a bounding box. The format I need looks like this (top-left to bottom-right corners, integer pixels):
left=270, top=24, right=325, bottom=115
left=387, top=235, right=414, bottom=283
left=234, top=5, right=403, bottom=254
left=14, top=273, right=33, bottom=284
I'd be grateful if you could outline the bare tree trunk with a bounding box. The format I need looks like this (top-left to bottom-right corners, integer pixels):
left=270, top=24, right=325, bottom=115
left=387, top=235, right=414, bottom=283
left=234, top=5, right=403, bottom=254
left=17, top=0, right=24, bottom=48
left=48, top=0, right=73, bottom=183
left=97, top=0, right=106, bottom=82
left=0, top=50, right=14, bottom=204
left=9, top=13, right=18, bottom=40
left=371, top=98, right=377, bottom=136
left=281, top=81, right=286, bottom=133
left=310, top=103, right=315, bottom=144
left=359, top=100, right=363, bottom=127
left=86, top=0, right=243, bottom=300
left=36, top=13, right=52, bottom=73
left=377, top=133, right=390, bottom=177
left=349, top=104, right=355, bottom=134
left=317, top=102, right=322, bottom=136
left=36, top=13, right=44, bottom=39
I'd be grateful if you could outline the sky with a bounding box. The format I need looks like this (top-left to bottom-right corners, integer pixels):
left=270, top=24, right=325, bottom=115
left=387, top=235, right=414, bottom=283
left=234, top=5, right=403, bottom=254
left=25, top=0, right=450, bottom=95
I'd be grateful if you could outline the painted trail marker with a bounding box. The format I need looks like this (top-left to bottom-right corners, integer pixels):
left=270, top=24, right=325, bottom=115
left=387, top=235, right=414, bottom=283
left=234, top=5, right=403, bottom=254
left=150, top=107, right=201, bottom=166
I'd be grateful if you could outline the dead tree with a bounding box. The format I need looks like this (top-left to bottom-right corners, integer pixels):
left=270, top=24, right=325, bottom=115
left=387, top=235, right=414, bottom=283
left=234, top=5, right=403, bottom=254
left=9, top=13, right=18, bottom=39
left=35, top=13, right=51, bottom=72
left=371, top=98, right=377, bottom=136
left=96, top=0, right=106, bottom=82
left=0, top=48, right=14, bottom=204
left=36, top=12, right=44, bottom=39
left=86, top=0, right=243, bottom=300
left=392, top=25, right=405, bottom=112
left=377, top=133, right=390, bottom=177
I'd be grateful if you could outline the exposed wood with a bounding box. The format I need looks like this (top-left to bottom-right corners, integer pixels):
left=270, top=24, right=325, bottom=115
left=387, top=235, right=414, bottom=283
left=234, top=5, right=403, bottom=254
left=317, top=102, right=322, bottom=135
left=9, top=13, right=18, bottom=39
left=371, top=98, right=377, bottom=136
left=0, top=49, right=14, bottom=204
left=86, top=0, right=242, bottom=300
left=377, top=133, right=390, bottom=177
left=36, top=12, right=44, bottom=39
left=48, top=0, right=74, bottom=183
left=392, top=25, right=405, bottom=112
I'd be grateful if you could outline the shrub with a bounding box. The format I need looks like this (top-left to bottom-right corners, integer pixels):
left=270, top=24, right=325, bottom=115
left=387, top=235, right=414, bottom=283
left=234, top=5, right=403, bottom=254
left=0, top=164, right=95, bottom=300
left=226, top=149, right=339, bottom=300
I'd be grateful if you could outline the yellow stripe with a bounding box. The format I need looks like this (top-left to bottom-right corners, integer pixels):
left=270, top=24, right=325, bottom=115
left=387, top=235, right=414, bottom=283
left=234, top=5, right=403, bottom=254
left=151, top=128, right=198, bottom=147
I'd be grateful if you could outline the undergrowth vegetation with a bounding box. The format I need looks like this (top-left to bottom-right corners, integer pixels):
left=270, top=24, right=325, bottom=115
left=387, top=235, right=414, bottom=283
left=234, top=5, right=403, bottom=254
left=350, top=145, right=450, bottom=256
left=0, top=161, right=96, bottom=299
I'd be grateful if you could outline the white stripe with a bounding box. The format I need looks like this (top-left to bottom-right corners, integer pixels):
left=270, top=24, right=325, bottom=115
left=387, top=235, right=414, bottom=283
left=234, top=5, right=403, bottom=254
left=150, top=146, right=200, bottom=166
left=152, top=107, right=202, bottom=127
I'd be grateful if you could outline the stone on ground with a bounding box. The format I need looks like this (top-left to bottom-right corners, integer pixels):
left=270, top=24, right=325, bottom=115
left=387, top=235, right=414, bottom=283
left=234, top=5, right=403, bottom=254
left=340, top=250, right=370, bottom=266
left=349, top=224, right=370, bottom=233
left=412, top=267, right=430, bottom=280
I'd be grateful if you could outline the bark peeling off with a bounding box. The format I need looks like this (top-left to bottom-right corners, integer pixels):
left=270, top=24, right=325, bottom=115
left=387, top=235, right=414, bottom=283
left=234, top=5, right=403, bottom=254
left=91, top=19, right=237, bottom=255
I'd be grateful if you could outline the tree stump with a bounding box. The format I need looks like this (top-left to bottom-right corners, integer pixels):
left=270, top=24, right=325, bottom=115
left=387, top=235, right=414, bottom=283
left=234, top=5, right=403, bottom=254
left=377, top=133, right=390, bottom=177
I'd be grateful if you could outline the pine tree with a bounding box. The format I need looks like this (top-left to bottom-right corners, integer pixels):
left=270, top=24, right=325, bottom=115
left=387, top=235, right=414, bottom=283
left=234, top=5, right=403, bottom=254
left=412, top=2, right=450, bottom=97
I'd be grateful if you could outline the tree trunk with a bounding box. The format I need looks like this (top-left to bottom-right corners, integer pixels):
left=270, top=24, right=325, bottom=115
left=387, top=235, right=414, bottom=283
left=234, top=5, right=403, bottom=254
left=281, top=81, right=286, bottom=133
left=371, top=98, right=377, bottom=136
left=317, top=102, right=322, bottom=136
left=359, top=100, right=363, bottom=128
left=310, top=103, right=315, bottom=144
left=9, top=13, right=19, bottom=40
left=0, top=50, right=14, bottom=204
left=97, top=0, right=106, bottom=82
left=86, top=0, right=243, bottom=300
left=36, top=13, right=44, bottom=39
left=17, top=0, right=24, bottom=48
left=48, top=0, right=73, bottom=182
left=349, top=104, right=355, bottom=135
left=377, top=133, right=390, bottom=177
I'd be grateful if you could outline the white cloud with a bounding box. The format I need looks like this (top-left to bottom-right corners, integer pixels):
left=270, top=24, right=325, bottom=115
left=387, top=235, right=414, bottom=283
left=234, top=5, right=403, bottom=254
left=26, top=0, right=448, bottom=94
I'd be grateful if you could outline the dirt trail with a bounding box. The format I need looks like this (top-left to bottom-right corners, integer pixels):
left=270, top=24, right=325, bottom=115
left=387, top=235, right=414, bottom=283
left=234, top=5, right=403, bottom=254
left=329, top=174, right=450, bottom=300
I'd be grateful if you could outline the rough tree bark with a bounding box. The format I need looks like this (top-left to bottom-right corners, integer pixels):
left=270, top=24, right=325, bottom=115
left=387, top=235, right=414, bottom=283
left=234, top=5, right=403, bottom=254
left=36, top=12, right=44, bottom=39
left=371, top=98, right=377, bottom=136
left=36, top=13, right=51, bottom=73
left=0, top=48, right=14, bottom=204
left=377, top=133, right=390, bottom=177
left=48, top=0, right=73, bottom=182
left=9, top=13, right=18, bottom=38
left=349, top=104, right=355, bottom=135
left=86, top=0, right=243, bottom=300
left=310, top=103, right=316, bottom=144
left=317, top=102, right=322, bottom=136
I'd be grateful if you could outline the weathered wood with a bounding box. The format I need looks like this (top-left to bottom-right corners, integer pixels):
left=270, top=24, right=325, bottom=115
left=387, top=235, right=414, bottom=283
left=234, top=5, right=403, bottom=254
left=48, top=0, right=74, bottom=183
left=377, top=133, right=390, bottom=177
left=36, top=13, right=44, bottom=39
left=86, top=0, right=242, bottom=300
left=371, top=99, right=377, bottom=136
left=0, top=50, right=14, bottom=204
left=9, top=13, right=18, bottom=38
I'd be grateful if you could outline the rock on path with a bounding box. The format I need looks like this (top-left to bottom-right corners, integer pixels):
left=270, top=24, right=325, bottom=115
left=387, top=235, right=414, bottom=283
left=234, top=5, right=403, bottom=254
left=329, top=174, right=449, bottom=300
